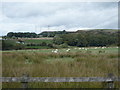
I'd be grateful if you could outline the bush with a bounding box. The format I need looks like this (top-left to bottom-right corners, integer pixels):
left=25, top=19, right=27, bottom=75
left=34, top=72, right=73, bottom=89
left=2, top=40, right=25, bottom=50
left=60, top=43, right=68, bottom=48
left=41, top=42, right=47, bottom=46
left=47, top=43, right=53, bottom=48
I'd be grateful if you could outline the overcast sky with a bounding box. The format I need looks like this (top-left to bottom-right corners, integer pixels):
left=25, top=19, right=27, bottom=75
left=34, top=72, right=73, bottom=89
left=0, top=2, right=118, bottom=36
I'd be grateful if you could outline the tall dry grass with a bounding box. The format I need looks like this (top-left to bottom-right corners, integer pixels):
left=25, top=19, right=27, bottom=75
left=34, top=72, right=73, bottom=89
left=2, top=51, right=119, bottom=88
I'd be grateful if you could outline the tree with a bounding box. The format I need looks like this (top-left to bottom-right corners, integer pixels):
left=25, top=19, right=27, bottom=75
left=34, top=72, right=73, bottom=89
left=41, top=42, right=47, bottom=46
left=53, top=36, right=63, bottom=45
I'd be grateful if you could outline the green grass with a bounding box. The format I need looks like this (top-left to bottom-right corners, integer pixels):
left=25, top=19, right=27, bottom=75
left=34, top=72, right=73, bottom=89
left=23, top=39, right=53, bottom=49
left=24, top=39, right=53, bottom=44
left=25, top=46, right=51, bottom=49
left=3, top=47, right=117, bottom=54
left=2, top=47, right=119, bottom=88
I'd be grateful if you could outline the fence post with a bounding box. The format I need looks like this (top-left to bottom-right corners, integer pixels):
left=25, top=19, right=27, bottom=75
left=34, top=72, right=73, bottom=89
left=21, top=73, right=29, bottom=89
left=106, top=73, right=114, bottom=88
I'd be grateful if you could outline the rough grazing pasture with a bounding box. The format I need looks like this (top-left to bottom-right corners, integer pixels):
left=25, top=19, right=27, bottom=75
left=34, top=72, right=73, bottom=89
left=22, top=38, right=53, bottom=49
left=24, top=39, right=53, bottom=44
left=2, top=47, right=119, bottom=88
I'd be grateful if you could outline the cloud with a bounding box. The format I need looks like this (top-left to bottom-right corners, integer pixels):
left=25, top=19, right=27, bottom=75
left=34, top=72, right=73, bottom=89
left=0, top=2, right=118, bottom=36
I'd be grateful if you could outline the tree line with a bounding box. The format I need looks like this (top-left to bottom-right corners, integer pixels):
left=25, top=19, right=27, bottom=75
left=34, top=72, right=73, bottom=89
left=39, top=30, right=69, bottom=37
left=53, top=30, right=119, bottom=47
left=6, top=30, right=73, bottom=38
left=7, top=32, right=37, bottom=38
left=2, top=29, right=119, bottom=50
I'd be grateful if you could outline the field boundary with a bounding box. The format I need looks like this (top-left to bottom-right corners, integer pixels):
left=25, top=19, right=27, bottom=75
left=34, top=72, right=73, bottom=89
left=21, top=38, right=53, bottom=40
left=1, top=74, right=120, bottom=88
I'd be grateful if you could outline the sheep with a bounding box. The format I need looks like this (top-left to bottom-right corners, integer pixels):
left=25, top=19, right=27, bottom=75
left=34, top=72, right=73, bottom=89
left=101, top=47, right=105, bottom=49
left=66, top=49, right=70, bottom=52
left=54, top=50, right=58, bottom=53
left=94, top=47, right=98, bottom=49
left=52, top=50, right=54, bottom=53
left=75, top=48, right=77, bottom=49
left=82, top=47, right=85, bottom=49
left=101, top=47, right=106, bottom=49
left=79, top=48, right=81, bottom=50
left=52, top=49, right=58, bottom=53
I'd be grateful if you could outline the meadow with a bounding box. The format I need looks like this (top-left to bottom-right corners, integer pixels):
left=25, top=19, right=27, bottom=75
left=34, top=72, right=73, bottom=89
left=2, top=47, right=119, bottom=88
left=24, top=39, right=53, bottom=44
left=23, top=38, right=53, bottom=49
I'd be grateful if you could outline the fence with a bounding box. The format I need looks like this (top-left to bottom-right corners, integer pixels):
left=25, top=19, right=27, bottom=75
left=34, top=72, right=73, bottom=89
left=1, top=73, right=120, bottom=88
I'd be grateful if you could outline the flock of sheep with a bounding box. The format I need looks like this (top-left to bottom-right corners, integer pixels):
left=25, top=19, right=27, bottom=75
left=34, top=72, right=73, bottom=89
left=24, top=46, right=118, bottom=64
left=51, top=46, right=118, bottom=54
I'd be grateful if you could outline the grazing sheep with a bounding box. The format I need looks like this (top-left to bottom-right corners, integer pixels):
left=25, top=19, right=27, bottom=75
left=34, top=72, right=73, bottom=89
left=78, top=48, right=81, bottom=50
left=52, top=49, right=58, bottom=53
left=101, top=47, right=104, bottom=49
left=82, top=48, right=85, bottom=49
left=52, top=50, right=54, bottom=53
left=75, top=48, right=77, bottom=49
left=54, top=50, right=58, bottom=53
left=66, top=49, right=70, bottom=52
left=94, top=47, right=98, bottom=49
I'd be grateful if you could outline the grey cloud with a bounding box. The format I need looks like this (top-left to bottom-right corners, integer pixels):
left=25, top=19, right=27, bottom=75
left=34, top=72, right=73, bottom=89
left=0, top=2, right=118, bottom=35
left=3, top=2, right=117, bottom=18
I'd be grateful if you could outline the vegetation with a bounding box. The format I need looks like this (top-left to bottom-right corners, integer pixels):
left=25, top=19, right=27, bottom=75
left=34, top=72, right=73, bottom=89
left=2, top=47, right=119, bottom=88
left=2, top=38, right=54, bottom=50
left=2, top=29, right=119, bottom=50
left=7, top=32, right=37, bottom=38
left=24, top=39, right=53, bottom=44
left=39, top=30, right=69, bottom=37
left=2, top=29, right=119, bottom=88
left=25, top=39, right=54, bottom=49
left=2, top=40, right=25, bottom=50
left=53, top=30, right=118, bottom=47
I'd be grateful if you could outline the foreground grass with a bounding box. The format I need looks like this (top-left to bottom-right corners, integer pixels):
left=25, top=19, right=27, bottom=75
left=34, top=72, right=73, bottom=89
left=2, top=48, right=119, bottom=88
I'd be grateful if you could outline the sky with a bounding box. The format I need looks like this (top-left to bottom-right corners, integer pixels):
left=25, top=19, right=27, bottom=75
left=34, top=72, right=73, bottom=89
left=0, top=1, right=118, bottom=36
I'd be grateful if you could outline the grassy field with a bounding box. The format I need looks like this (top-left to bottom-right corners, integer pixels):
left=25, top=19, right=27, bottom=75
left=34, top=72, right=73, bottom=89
left=23, top=38, right=53, bottom=49
left=2, top=47, right=119, bottom=88
left=24, top=39, right=53, bottom=44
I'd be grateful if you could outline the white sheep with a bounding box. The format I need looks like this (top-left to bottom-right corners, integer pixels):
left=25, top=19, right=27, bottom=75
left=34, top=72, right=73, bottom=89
left=52, top=49, right=58, bottom=53
left=54, top=50, right=58, bottom=53
left=79, top=48, right=81, bottom=50
left=66, top=49, right=70, bottom=52
left=94, top=47, right=98, bottom=49
left=101, top=47, right=106, bottom=49
left=75, top=48, right=77, bottom=49
left=52, top=50, right=54, bottom=52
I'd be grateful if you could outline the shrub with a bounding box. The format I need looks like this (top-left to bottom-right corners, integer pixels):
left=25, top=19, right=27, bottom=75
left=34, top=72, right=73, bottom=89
left=47, top=43, right=53, bottom=48
left=2, top=40, right=25, bottom=50
left=60, top=43, right=68, bottom=48
left=41, top=42, right=47, bottom=46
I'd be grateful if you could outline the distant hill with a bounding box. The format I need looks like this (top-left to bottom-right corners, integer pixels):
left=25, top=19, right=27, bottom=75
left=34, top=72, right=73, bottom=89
left=76, top=29, right=119, bottom=35
left=5, top=29, right=119, bottom=38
